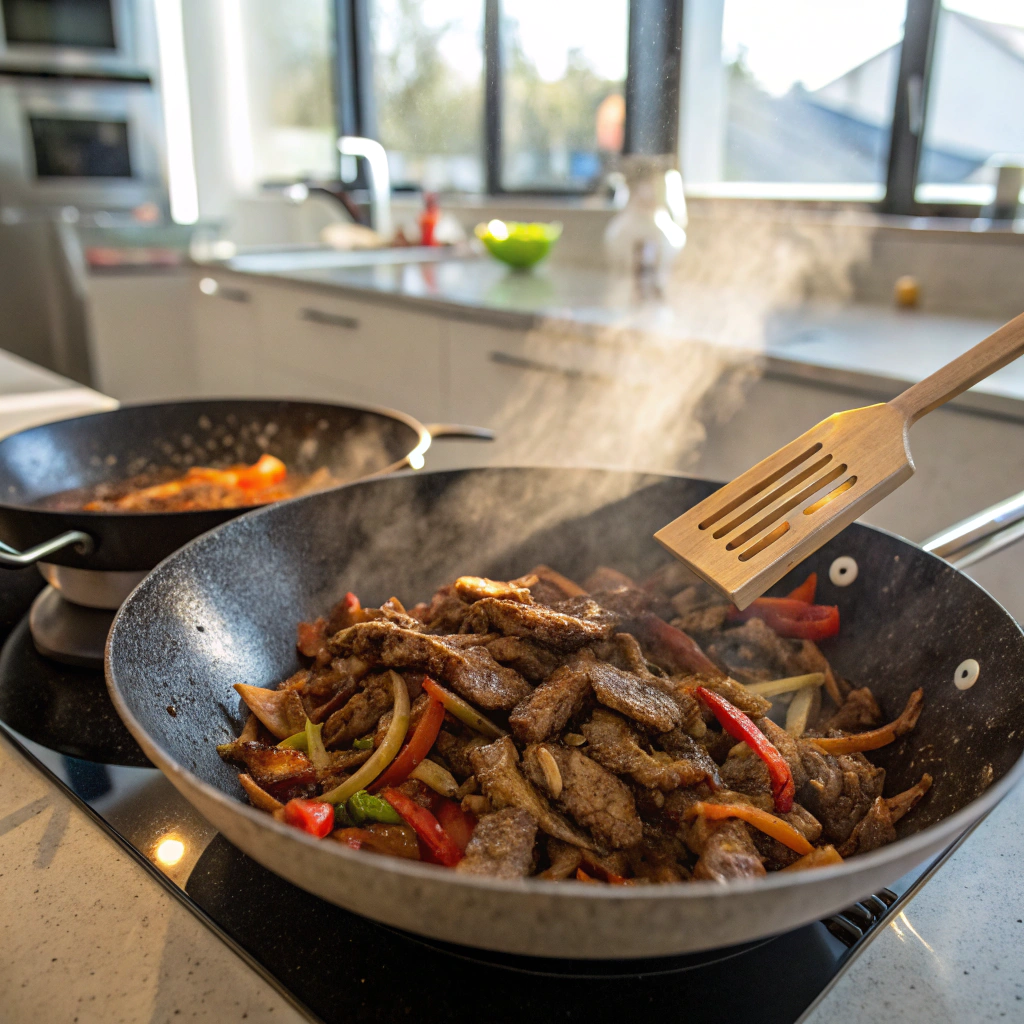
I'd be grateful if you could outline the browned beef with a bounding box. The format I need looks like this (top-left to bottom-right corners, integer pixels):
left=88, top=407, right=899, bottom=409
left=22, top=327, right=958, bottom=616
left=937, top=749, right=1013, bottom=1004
left=583, top=566, right=637, bottom=592
left=823, top=687, right=883, bottom=733
left=886, top=773, right=933, bottom=824
left=218, top=741, right=317, bottom=801
left=759, top=717, right=809, bottom=790
left=421, top=584, right=472, bottom=633
left=469, top=736, right=597, bottom=850
left=588, top=659, right=681, bottom=732
left=328, top=620, right=531, bottom=711
left=455, top=808, right=538, bottom=879
left=705, top=617, right=795, bottom=683
left=693, top=673, right=771, bottom=719
left=323, top=673, right=394, bottom=749
left=646, top=675, right=706, bottom=736
left=465, top=597, right=617, bottom=651
left=836, top=797, right=895, bottom=857
left=643, top=561, right=702, bottom=597
left=656, top=728, right=723, bottom=787
left=455, top=576, right=535, bottom=604
left=718, top=752, right=773, bottom=801
left=692, top=820, right=766, bottom=882
left=750, top=803, right=823, bottom=869
left=508, top=655, right=592, bottom=743
left=670, top=583, right=732, bottom=638
left=487, top=635, right=562, bottom=681
left=523, top=743, right=642, bottom=849
left=539, top=837, right=584, bottom=880
left=374, top=692, right=431, bottom=748
left=581, top=709, right=704, bottom=791
left=626, top=829, right=691, bottom=883
left=799, top=743, right=885, bottom=845
left=592, top=633, right=649, bottom=674
left=433, top=729, right=489, bottom=780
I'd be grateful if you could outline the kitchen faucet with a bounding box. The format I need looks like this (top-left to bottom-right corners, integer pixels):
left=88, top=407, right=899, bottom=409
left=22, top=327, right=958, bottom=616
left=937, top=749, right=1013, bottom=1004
left=337, top=136, right=392, bottom=241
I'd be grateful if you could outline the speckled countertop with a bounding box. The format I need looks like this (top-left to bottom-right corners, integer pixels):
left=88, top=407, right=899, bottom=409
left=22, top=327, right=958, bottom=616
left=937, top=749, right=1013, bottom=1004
left=219, top=253, right=1020, bottom=420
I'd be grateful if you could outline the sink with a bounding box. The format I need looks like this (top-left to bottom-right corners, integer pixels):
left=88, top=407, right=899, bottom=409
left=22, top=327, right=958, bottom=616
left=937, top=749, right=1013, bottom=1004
left=224, top=245, right=474, bottom=274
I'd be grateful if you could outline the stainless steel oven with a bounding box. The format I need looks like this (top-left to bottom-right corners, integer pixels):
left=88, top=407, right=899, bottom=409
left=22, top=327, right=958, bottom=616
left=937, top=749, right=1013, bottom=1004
left=0, top=0, right=150, bottom=76
left=0, top=74, right=166, bottom=210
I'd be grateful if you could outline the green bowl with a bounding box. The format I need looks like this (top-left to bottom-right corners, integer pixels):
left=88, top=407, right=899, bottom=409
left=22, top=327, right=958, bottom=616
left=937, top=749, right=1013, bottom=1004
left=474, top=220, right=562, bottom=269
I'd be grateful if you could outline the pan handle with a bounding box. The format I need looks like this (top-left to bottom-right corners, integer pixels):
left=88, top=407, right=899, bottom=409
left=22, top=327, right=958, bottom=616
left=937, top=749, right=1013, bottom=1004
left=0, top=530, right=94, bottom=568
left=922, top=490, right=1024, bottom=568
left=425, top=424, right=496, bottom=442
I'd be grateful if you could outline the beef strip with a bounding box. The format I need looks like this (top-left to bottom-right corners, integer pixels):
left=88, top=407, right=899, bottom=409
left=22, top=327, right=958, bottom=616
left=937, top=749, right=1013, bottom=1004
left=627, top=828, right=691, bottom=884
left=539, top=837, right=584, bottom=880
left=705, top=617, right=796, bottom=683
left=759, top=717, right=809, bottom=790
left=670, top=583, right=732, bottom=638
left=421, top=584, right=473, bottom=634
left=433, top=729, right=489, bottom=780
left=523, top=743, right=642, bottom=849
left=323, top=672, right=394, bottom=749
left=592, top=633, right=649, bottom=674
left=308, top=674, right=361, bottom=725
left=656, top=728, right=723, bottom=787
left=487, top=635, right=562, bottom=682
left=798, top=743, right=885, bottom=845
left=374, top=692, right=431, bottom=748
left=823, top=687, right=883, bottom=733
left=218, top=742, right=317, bottom=802
left=838, top=773, right=933, bottom=858
left=328, top=620, right=531, bottom=711
left=646, top=675, right=706, bottom=736
left=692, top=820, right=766, bottom=882
left=692, top=673, right=771, bottom=720
left=718, top=751, right=773, bottom=801
left=508, top=654, right=592, bottom=744
left=469, top=737, right=597, bottom=851
left=465, top=597, right=617, bottom=651
left=455, top=808, right=538, bottom=879
left=588, top=658, right=681, bottom=733
left=455, top=576, right=535, bottom=604
left=581, top=708, right=708, bottom=791
left=750, top=803, right=823, bottom=869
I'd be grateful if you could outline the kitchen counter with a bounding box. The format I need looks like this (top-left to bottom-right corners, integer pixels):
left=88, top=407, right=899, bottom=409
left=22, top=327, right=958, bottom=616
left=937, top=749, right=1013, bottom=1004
left=1, top=321, right=1023, bottom=1021
left=219, top=254, right=1018, bottom=419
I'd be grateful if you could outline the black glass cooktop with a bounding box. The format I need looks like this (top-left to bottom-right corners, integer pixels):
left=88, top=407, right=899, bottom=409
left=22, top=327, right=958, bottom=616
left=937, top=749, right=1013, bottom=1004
left=0, top=567, right=955, bottom=1024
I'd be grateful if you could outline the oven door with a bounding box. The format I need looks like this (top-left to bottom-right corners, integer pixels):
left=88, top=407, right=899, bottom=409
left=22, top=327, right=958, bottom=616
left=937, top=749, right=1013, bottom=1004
left=0, top=76, right=165, bottom=210
left=0, top=0, right=149, bottom=76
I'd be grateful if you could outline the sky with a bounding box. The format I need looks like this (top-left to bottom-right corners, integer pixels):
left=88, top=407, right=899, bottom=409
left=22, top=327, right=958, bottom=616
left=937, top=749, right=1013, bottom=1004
left=725, top=0, right=1024, bottom=96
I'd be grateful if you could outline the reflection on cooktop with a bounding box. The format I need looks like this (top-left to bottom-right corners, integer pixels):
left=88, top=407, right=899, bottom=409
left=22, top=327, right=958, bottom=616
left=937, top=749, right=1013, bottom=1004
left=0, top=615, right=150, bottom=767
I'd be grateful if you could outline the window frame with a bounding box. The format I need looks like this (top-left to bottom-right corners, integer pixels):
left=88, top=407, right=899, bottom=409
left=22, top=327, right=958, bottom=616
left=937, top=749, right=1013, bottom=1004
left=342, top=0, right=981, bottom=214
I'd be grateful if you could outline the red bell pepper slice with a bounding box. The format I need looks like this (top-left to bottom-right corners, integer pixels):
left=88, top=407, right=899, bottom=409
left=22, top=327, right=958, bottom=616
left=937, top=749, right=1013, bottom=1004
left=786, top=572, right=817, bottom=604
left=296, top=617, right=327, bottom=657
left=235, top=453, right=287, bottom=490
left=729, top=597, right=839, bottom=641
left=381, top=787, right=464, bottom=867
left=695, top=687, right=795, bottom=813
left=282, top=797, right=334, bottom=838
left=369, top=694, right=445, bottom=792
left=435, top=798, right=477, bottom=852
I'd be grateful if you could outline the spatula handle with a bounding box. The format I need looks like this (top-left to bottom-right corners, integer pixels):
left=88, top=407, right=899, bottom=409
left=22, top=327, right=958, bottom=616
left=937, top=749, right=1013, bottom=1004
left=890, top=310, right=1024, bottom=425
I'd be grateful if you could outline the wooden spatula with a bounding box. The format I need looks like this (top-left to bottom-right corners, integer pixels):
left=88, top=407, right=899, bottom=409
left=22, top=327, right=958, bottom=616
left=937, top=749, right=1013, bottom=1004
left=655, top=311, right=1024, bottom=609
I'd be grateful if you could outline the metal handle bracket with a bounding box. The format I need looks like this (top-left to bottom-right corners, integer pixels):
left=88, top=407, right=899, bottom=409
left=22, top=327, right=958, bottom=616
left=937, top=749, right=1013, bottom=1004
left=0, top=530, right=94, bottom=569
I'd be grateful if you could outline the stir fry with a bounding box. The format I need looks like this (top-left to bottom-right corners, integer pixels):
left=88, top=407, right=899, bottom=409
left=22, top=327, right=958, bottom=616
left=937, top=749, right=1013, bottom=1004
left=217, top=564, right=932, bottom=883
left=45, top=454, right=338, bottom=513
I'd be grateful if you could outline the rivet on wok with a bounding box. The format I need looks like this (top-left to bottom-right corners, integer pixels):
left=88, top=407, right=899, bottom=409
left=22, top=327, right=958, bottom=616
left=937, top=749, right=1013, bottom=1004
left=829, top=556, right=858, bottom=586
left=955, top=659, right=979, bottom=691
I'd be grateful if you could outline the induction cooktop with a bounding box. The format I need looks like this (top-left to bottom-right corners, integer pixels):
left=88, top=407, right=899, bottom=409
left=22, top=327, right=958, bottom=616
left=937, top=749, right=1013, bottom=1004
left=0, top=566, right=962, bottom=1024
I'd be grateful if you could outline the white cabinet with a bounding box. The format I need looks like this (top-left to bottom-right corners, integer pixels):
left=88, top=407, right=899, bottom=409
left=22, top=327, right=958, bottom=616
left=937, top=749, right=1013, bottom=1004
left=254, top=282, right=447, bottom=423
left=190, top=271, right=263, bottom=397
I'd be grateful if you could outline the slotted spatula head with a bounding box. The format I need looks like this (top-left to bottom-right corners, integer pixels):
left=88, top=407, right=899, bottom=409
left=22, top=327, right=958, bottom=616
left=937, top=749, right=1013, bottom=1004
left=655, top=403, right=914, bottom=609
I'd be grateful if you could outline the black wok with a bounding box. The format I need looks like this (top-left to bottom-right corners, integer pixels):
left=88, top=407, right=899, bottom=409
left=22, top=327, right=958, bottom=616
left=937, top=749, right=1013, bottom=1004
left=105, top=468, right=1024, bottom=958
left=0, top=398, right=490, bottom=573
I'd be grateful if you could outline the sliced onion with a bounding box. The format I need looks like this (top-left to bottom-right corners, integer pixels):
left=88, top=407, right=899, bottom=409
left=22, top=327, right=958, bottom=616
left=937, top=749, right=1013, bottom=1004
left=785, top=685, right=817, bottom=737
left=745, top=672, right=824, bottom=698
left=277, top=731, right=308, bottom=751
left=319, top=671, right=410, bottom=805
left=421, top=678, right=506, bottom=739
left=409, top=758, right=459, bottom=797
left=305, top=717, right=330, bottom=771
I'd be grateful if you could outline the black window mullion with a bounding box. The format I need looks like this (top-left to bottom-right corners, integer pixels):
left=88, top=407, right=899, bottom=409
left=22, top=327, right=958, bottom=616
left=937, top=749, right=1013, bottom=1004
left=624, top=0, right=683, bottom=156
left=882, top=0, right=941, bottom=214
left=333, top=0, right=374, bottom=139
left=484, top=0, right=503, bottom=194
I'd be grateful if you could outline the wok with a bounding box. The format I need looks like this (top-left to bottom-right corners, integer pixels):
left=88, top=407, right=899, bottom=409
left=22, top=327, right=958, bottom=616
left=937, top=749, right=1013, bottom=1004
left=0, top=398, right=491, bottom=576
left=105, top=468, right=1024, bottom=958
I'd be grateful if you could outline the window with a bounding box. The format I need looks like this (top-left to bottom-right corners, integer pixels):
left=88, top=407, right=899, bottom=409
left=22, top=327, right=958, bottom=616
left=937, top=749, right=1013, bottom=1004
left=681, top=0, right=906, bottom=198
left=917, top=2, right=1024, bottom=205
left=370, top=0, right=485, bottom=191
left=240, top=0, right=337, bottom=183
left=500, top=0, right=628, bottom=191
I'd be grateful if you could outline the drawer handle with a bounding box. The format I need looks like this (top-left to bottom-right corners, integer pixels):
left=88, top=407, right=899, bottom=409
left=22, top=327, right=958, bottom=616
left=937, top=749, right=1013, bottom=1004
left=301, top=307, right=359, bottom=330
left=488, top=350, right=611, bottom=383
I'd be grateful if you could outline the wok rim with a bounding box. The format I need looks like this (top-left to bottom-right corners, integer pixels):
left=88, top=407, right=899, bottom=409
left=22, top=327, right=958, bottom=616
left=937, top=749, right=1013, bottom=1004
left=104, top=465, right=1024, bottom=904
left=0, top=396, right=432, bottom=518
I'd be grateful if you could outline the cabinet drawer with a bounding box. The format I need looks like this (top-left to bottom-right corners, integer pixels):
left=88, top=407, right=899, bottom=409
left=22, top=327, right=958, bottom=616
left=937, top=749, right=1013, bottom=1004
left=255, top=284, right=445, bottom=422
left=191, top=272, right=261, bottom=396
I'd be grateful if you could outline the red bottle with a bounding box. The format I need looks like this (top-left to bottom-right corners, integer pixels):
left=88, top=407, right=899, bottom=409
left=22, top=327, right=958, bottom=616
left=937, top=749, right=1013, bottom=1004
left=419, top=192, right=439, bottom=247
